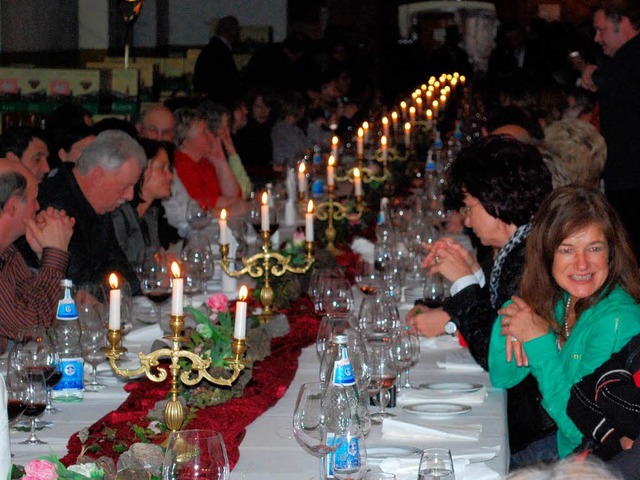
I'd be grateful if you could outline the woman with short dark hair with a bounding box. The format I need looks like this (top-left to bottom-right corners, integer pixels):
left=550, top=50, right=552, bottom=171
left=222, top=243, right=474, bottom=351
left=491, top=186, right=640, bottom=460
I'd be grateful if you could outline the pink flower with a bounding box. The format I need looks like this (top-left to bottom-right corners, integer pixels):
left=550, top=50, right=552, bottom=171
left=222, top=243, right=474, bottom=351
left=207, top=293, right=228, bottom=313
left=24, top=459, right=58, bottom=480
left=292, top=231, right=305, bottom=247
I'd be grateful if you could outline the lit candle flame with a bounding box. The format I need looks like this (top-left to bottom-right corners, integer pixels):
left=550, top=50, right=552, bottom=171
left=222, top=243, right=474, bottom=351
left=332, top=136, right=339, bottom=147
left=421, top=84, right=427, bottom=91
left=381, top=136, right=387, bottom=146
left=220, top=208, right=227, bottom=221
left=328, top=155, right=335, bottom=166
left=409, top=106, right=416, bottom=115
left=432, top=100, right=439, bottom=109
left=109, top=273, right=118, bottom=289
left=362, top=121, right=369, bottom=130
left=357, top=127, right=364, bottom=138
left=404, top=122, right=411, bottom=132
left=299, top=162, right=306, bottom=174
left=353, top=167, right=361, bottom=178
left=427, top=109, right=433, bottom=118
left=261, top=191, right=268, bottom=205
left=382, top=116, right=388, bottom=126
left=239, top=285, right=248, bottom=301
left=307, top=199, right=314, bottom=213
left=171, top=261, right=181, bottom=278
left=428, top=76, right=435, bottom=85
left=400, top=101, right=407, bottom=109
left=391, top=111, right=398, bottom=121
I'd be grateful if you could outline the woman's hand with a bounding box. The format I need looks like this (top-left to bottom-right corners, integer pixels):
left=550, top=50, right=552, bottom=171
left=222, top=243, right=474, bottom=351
left=422, top=238, right=479, bottom=283
left=406, top=306, right=451, bottom=337
left=498, top=296, right=550, bottom=366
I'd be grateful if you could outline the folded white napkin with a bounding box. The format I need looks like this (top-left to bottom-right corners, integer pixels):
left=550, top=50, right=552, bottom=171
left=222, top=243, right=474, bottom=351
left=351, top=237, right=375, bottom=264
left=420, top=335, right=461, bottom=350
left=0, top=374, right=10, bottom=480
left=397, top=387, right=488, bottom=407
left=380, top=447, right=500, bottom=480
left=436, top=351, right=484, bottom=372
left=382, top=418, right=481, bottom=441
left=124, top=323, right=163, bottom=343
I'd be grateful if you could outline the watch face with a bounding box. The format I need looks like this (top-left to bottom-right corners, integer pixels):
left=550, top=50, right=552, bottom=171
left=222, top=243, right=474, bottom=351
left=445, top=322, right=457, bottom=335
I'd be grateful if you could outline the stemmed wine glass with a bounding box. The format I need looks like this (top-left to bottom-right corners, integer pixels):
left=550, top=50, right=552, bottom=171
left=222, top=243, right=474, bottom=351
left=162, top=429, right=230, bottom=479
left=393, top=325, right=421, bottom=389
left=186, top=199, right=210, bottom=231
left=423, top=274, right=445, bottom=308
left=321, top=277, right=354, bottom=316
left=367, top=342, right=399, bottom=421
left=79, top=304, right=107, bottom=391
left=181, top=232, right=215, bottom=301
left=292, top=382, right=350, bottom=480
left=354, top=258, right=381, bottom=296
left=358, top=293, right=401, bottom=343
left=20, top=368, right=47, bottom=444
left=20, top=326, right=61, bottom=418
left=140, top=249, right=172, bottom=322
left=5, top=359, right=28, bottom=425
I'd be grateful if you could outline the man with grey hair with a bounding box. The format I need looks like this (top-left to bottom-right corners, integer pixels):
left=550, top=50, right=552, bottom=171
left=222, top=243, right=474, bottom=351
left=136, top=103, right=176, bottom=142
left=27, top=130, right=146, bottom=292
left=0, top=160, right=74, bottom=352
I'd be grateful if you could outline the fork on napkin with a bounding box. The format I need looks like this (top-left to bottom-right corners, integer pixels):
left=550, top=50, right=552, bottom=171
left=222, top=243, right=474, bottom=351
left=397, top=386, right=488, bottom=407
left=382, top=418, right=482, bottom=441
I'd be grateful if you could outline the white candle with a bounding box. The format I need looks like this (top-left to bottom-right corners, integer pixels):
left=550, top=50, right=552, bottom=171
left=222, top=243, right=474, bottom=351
left=327, top=155, right=335, bottom=187
left=409, top=106, right=416, bottom=126
left=353, top=168, right=362, bottom=197
left=382, top=117, right=389, bottom=138
left=404, top=122, right=411, bottom=146
left=260, top=191, right=269, bottom=232
left=298, top=162, right=307, bottom=196
left=391, top=112, right=398, bottom=135
left=381, top=136, right=388, bottom=164
left=305, top=200, right=314, bottom=242
left=170, top=262, right=183, bottom=316
left=108, top=273, right=120, bottom=330
left=362, top=121, right=370, bottom=145
left=415, top=97, right=423, bottom=115
left=400, top=101, right=407, bottom=121
left=219, top=209, right=228, bottom=244
left=356, top=128, right=364, bottom=157
left=331, top=136, right=339, bottom=160
left=234, top=285, right=248, bottom=339
left=432, top=100, right=439, bottom=115
left=426, top=109, right=433, bottom=130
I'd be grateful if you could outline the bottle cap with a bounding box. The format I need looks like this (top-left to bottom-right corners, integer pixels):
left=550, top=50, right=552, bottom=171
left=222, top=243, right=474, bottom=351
left=61, top=279, right=73, bottom=288
left=333, top=334, right=348, bottom=344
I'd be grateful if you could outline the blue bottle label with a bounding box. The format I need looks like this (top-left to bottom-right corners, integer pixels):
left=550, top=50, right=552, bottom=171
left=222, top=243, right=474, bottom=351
left=312, top=179, right=325, bottom=196
left=334, top=437, right=360, bottom=471
left=332, top=357, right=356, bottom=386
left=53, top=357, right=84, bottom=391
left=56, top=299, right=78, bottom=320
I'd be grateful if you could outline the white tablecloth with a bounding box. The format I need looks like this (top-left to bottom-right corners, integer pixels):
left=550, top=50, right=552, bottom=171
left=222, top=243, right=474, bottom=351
left=9, top=314, right=509, bottom=479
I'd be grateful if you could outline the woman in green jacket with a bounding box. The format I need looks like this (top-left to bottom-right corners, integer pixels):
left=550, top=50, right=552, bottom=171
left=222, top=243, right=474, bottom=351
left=489, top=186, right=640, bottom=460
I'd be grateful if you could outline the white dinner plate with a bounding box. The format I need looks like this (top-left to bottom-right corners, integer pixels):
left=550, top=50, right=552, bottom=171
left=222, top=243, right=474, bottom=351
left=418, top=382, right=483, bottom=393
left=367, top=445, right=422, bottom=465
left=403, top=402, right=472, bottom=416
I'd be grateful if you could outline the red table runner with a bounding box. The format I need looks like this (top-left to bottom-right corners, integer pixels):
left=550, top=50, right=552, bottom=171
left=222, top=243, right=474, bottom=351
left=61, top=298, right=320, bottom=469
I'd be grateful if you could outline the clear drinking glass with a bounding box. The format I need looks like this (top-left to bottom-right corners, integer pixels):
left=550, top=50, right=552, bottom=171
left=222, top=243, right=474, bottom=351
left=322, top=277, right=354, bottom=316
left=5, top=358, right=28, bottom=425
left=20, top=369, right=47, bottom=444
left=79, top=304, right=107, bottom=391
left=354, top=258, right=381, bottom=296
left=186, top=199, right=210, bottom=231
left=367, top=342, right=398, bottom=420
left=140, top=249, right=172, bottom=322
left=162, top=429, right=230, bottom=480
left=394, top=325, right=421, bottom=389
left=418, top=448, right=455, bottom=480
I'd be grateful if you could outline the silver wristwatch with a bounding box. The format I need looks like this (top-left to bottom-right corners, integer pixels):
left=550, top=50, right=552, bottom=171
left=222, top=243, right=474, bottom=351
left=444, top=321, right=458, bottom=335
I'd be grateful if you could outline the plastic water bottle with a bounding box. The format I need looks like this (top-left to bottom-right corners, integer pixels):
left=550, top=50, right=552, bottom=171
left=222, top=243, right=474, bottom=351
left=323, top=334, right=365, bottom=478
left=311, top=144, right=325, bottom=199
left=52, top=279, right=84, bottom=401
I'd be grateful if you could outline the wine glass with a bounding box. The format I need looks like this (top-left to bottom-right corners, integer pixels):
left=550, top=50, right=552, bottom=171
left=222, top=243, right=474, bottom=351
left=423, top=274, right=445, bottom=308
left=394, top=325, right=421, bottom=389
left=354, top=258, right=381, bottom=296
left=21, top=326, right=61, bottom=417
left=162, top=429, right=229, bottom=480
left=292, top=382, right=350, bottom=478
left=79, top=304, right=107, bottom=391
left=358, top=293, right=401, bottom=343
left=5, top=359, right=28, bottom=425
left=20, top=368, right=47, bottom=444
left=418, top=448, right=455, bottom=480
left=321, top=277, right=354, bottom=316
left=181, top=231, right=215, bottom=300
left=367, top=342, right=398, bottom=420
left=331, top=424, right=367, bottom=480
left=140, top=249, right=172, bottom=322
left=186, top=199, right=210, bottom=230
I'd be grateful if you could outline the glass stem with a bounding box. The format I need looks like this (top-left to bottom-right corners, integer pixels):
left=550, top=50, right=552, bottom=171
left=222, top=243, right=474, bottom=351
left=379, top=389, right=389, bottom=415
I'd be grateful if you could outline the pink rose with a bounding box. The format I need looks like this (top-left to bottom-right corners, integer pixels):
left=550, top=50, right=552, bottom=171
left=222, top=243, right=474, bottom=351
left=292, top=231, right=305, bottom=247
left=24, top=459, right=58, bottom=480
left=207, top=293, right=228, bottom=312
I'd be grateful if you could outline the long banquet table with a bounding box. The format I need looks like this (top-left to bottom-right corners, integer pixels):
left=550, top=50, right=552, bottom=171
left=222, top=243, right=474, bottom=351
left=9, top=298, right=509, bottom=479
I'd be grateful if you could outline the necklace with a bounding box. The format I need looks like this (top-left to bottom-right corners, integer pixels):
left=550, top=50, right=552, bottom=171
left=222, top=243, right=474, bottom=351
left=563, top=297, right=573, bottom=339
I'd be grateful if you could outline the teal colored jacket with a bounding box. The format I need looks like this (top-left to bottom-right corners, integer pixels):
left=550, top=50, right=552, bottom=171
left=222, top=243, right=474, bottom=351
left=489, top=286, right=640, bottom=457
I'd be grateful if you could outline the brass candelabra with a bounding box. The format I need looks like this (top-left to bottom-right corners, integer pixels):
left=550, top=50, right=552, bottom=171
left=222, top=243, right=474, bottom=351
left=314, top=184, right=364, bottom=255
left=373, top=147, right=408, bottom=163
left=104, top=315, right=247, bottom=432
left=219, top=230, right=315, bottom=322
